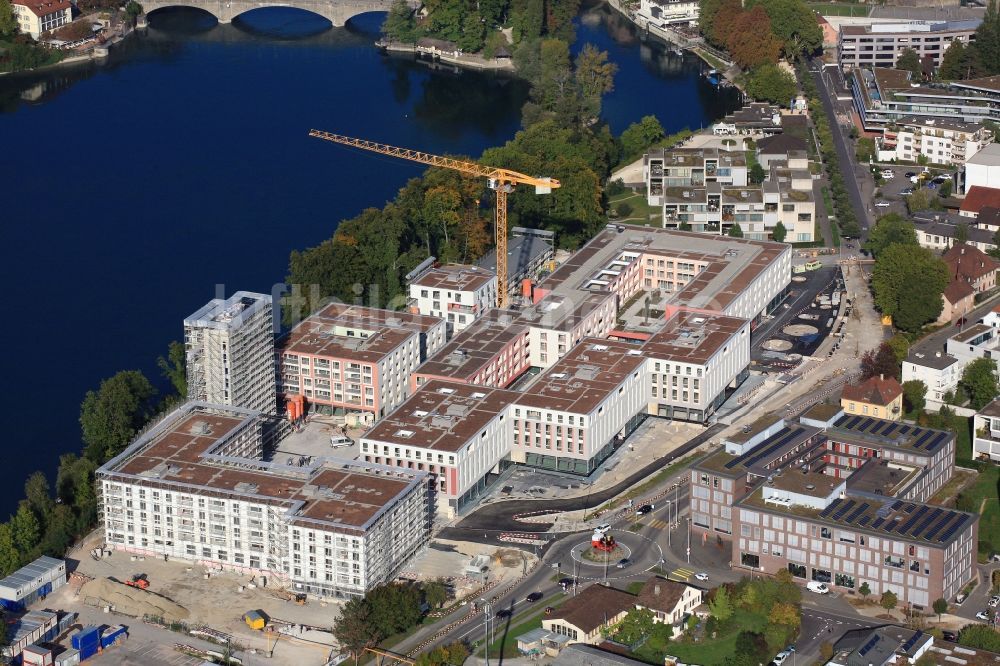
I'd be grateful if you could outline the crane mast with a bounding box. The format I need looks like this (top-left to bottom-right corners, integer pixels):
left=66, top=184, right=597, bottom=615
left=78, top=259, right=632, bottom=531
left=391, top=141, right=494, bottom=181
left=309, top=129, right=560, bottom=308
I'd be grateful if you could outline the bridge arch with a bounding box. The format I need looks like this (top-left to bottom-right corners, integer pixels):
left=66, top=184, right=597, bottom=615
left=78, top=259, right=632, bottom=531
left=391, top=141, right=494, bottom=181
left=141, top=0, right=415, bottom=26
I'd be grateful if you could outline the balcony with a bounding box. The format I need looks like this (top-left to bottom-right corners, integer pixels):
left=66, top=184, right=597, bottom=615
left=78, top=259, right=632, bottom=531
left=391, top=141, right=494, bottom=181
left=447, top=302, right=478, bottom=314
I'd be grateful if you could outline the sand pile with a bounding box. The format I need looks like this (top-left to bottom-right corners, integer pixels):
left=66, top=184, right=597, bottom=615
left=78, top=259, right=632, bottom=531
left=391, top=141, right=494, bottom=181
left=81, top=577, right=190, bottom=622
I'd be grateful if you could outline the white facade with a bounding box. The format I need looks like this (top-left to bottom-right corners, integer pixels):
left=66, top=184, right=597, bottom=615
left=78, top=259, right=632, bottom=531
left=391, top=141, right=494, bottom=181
left=185, top=291, right=276, bottom=415
left=638, top=0, right=699, bottom=25
left=408, top=265, right=497, bottom=336
left=877, top=120, right=993, bottom=167
left=12, top=0, right=70, bottom=39
left=524, top=293, right=618, bottom=369
left=973, top=400, right=1000, bottom=463
left=902, top=352, right=961, bottom=404
left=98, top=402, right=429, bottom=599
left=964, top=144, right=1000, bottom=194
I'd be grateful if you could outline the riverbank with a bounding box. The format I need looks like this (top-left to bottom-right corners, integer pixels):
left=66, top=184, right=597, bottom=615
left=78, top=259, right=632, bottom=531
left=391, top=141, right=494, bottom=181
left=0, top=20, right=134, bottom=77
left=378, top=40, right=516, bottom=73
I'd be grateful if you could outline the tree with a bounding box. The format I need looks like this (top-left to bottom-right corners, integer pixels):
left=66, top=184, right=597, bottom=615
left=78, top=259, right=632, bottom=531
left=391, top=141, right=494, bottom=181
left=974, top=0, right=1000, bottom=76
left=768, top=602, right=801, bottom=630
left=939, top=39, right=971, bottom=80
left=897, top=48, right=922, bottom=78
left=422, top=579, right=449, bottom=609
left=903, top=380, right=927, bottom=415
left=960, top=358, right=998, bottom=409
left=367, top=583, right=423, bottom=638
left=0, top=523, right=20, bottom=577
left=865, top=213, right=917, bottom=258
left=772, top=220, right=787, bottom=243
left=710, top=585, right=734, bottom=623
left=332, top=597, right=380, bottom=661
left=0, top=0, right=17, bottom=37
left=861, top=342, right=901, bottom=381
left=686, top=614, right=698, bottom=632
left=941, top=180, right=954, bottom=198
left=381, top=0, right=417, bottom=43
left=856, top=137, right=877, bottom=163
left=728, top=223, right=744, bottom=238
left=749, top=163, right=766, bottom=185
left=511, top=0, right=544, bottom=43
left=24, top=472, right=53, bottom=526
left=887, top=333, right=910, bottom=364
left=612, top=608, right=655, bottom=644
left=745, top=64, right=797, bottom=106
left=747, top=0, right=823, bottom=57
left=881, top=590, right=898, bottom=611
left=619, top=115, right=666, bottom=161
left=726, top=7, right=783, bottom=69
left=959, top=623, right=1000, bottom=651
left=456, top=11, right=486, bottom=53
left=872, top=245, right=949, bottom=332
left=859, top=582, right=871, bottom=600
left=124, top=1, right=142, bottom=25
left=80, top=370, right=157, bottom=463
left=575, top=43, right=617, bottom=119
left=735, top=631, right=768, bottom=661
left=10, top=502, right=40, bottom=556
left=157, top=340, right=187, bottom=401
left=933, top=597, right=948, bottom=621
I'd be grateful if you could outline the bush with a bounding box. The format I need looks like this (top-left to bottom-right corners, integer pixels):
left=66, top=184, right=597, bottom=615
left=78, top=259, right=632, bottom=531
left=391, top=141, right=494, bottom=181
left=616, top=202, right=633, bottom=217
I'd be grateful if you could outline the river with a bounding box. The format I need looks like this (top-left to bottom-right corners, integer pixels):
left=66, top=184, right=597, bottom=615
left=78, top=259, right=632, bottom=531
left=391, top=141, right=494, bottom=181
left=0, top=3, right=739, bottom=515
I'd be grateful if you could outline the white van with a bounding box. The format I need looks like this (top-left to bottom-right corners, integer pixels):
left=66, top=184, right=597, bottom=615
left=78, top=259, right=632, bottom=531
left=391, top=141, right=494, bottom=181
left=330, top=435, right=353, bottom=449
left=806, top=581, right=830, bottom=594
left=595, top=523, right=612, bottom=534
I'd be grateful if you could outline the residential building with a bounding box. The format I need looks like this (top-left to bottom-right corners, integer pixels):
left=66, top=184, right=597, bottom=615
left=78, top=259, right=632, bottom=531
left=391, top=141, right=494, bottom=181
left=876, top=117, right=993, bottom=167
left=511, top=339, right=648, bottom=475
left=184, top=291, right=277, bottom=416
left=646, top=147, right=814, bottom=241
left=641, top=311, right=751, bottom=422
left=478, top=228, right=554, bottom=299
left=838, top=20, right=980, bottom=70
left=959, top=187, right=1000, bottom=218
left=690, top=408, right=975, bottom=606
left=964, top=143, right=1000, bottom=193
left=827, top=626, right=934, bottom=666
left=756, top=134, right=809, bottom=169
left=634, top=578, right=703, bottom=633
left=840, top=375, right=904, bottom=420
left=940, top=279, right=975, bottom=324
left=711, top=103, right=784, bottom=136
left=637, top=0, right=699, bottom=25
left=902, top=348, right=961, bottom=405
left=541, top=584, right=638, bottom=647
left=361, top=382, right=518, bottom=517
left=276, top=304, right=446, bottom=420
left=972, top=398, right=1000, bottom=463
left=97, top=401, right=430, bottom=599
left=407, top=264, right=497, bottom=336
left=913, top=210, right=999, bottom=254
left=942, top=243, right=999, bottom=294
left=412, top=310, right=530, bottom=390
left=852, top=68, right=1000, bottom=132
left=12, top=0, right=71, bottom=39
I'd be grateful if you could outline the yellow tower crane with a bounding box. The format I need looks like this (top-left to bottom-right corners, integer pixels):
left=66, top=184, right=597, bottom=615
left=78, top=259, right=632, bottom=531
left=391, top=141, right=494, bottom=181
left=309, top=129, right=560, bottom=309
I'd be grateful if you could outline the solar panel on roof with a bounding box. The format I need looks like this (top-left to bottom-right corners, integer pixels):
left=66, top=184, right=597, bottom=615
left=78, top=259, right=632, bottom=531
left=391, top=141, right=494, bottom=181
left=858, top=515, right=871, bottom=526
left=869, top=421, right=886, bottom=436
left=820, top=497, right=843, bottom=518
left=834, top=500, right=855, bottom=520
left=939, top=514, right=969, bottom=542
left=834, top=414, right=851, bottom=428
left=896, top=425, right=912, bottom=435
left=926, top=432, right=948, bottom=452
left=904, top=504, right=916, bottom=514
left=858, top=418, right=877, bottom=432
left=844, top=415, right=862, bottom=430
left=859, top=636, right=880, bottom=656
left=924, top=513, right=956, bottom=541
left=881, top=424, right=899, bottom=437
left=902, top=631, right=923, bottom=652
left=913, top=508, right=943, bottom=538
left=892, top=500, right=904, bottom=510
left=737, top=428, right=804, bottom=469
left=913, top=431, right=934, bottom=449
left=884, top=518, right=902, bottom=533
left=871, top=517, right=885, bottom=529
left=899, top=505, right=929, bottom=534
left=846, top=502, right=870, bottom=523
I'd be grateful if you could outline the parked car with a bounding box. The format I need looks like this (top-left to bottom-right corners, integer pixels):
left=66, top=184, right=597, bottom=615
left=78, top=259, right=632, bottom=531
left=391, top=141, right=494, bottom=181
left=942, top=631, right=957, bottom=642
left=616, top=558, right=631, bottom=569
left=495, top=608, right=512, bottom=619
left=330, top=435, right=352, bottom=449
left=900, top=188, right=914, bottom=195
left=875, top=200, right=892, bottom=208
left=940, top=173, right=953, bottom=180
left=806, top=581, right=830, bottom=594
left=773, top=650, right=793, bottom=665
left=525, top=592, right=543, bottom=603
left=881, top=169, right=895, bottom=179
left=636, top=504, right=653, bottom=515
left=932, top=177, right=946, bottom=185
left=904, top=171, right=917, bottom=178
left=695, top=572, right=710, bottom=581
left=976, top=610, right=991, bottom=621
left=909, top=175, right=919, bottom=183
left=595, top=523, right=611, bottom=534
left=988, top=595, right=1000, bottom=608
left=956, top=593, right=967, bottom=605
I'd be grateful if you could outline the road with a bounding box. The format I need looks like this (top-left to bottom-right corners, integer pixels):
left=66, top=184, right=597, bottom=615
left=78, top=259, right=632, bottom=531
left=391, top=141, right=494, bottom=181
left=810, top=60, right=871, bottom=237
left=910, top=293, right=1000, bottom=357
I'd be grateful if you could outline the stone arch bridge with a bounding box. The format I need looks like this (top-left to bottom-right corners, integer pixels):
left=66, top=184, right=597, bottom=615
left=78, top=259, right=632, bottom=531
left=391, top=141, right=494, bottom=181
left=142, top=0, right=416, bottom=26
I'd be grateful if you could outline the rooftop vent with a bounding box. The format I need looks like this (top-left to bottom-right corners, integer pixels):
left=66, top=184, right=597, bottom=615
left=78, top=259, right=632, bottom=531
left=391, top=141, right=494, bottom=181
left=394, top=429, right=415, bottom=438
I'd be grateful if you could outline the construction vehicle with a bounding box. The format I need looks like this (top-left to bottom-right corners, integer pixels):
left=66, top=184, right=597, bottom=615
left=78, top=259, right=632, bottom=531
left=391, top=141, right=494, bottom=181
left=308, top=130, right=560, bottom=309
left=124, top=574, right=149, bottom=590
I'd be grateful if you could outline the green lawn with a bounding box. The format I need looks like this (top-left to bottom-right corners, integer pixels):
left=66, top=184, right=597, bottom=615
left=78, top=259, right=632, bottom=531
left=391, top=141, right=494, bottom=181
left=807, top=2, right=870, bottom=16
left=608, top=190, right=661, bottom=226
left=633, top=608, right=768, bottom=665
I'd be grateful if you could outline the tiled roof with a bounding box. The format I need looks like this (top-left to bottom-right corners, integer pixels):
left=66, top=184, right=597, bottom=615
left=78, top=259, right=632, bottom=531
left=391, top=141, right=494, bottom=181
left=961, top=186, right=1000, bottom=215
left=635, top=577, right=692, bottom=616
left=943, top=279, right=975, bottom=304
left=943, top=243, right=1000, bottom=281
left=841, top=375, right=903, bottom=407
left=15, top=0, right=69, bottom=16
left=546, top=584, right=635, bottom=634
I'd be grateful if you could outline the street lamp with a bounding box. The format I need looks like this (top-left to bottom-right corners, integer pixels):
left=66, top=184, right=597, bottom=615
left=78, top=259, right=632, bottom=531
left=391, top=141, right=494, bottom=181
left=666, top=500, right=672, bottom=547
left=686, top=517, right=691, bottom=564
left=480, top=597, right=492, bottom=666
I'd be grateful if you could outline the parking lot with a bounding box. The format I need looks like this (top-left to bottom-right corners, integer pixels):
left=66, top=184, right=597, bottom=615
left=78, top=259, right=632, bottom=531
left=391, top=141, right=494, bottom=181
left=872, top=165, right=958, bottom=217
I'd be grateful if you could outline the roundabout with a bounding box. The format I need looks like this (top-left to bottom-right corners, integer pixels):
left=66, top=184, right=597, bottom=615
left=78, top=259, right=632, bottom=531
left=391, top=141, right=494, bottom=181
left=567, top=530, right=663, bottom=581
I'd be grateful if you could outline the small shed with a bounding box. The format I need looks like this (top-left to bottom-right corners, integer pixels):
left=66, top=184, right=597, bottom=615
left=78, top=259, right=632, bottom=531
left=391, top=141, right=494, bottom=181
left=243, top=610, right=268, bottom=631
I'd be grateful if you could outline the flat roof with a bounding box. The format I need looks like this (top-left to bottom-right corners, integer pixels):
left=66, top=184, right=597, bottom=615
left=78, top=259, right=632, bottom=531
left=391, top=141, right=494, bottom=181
left=478, top=234, right=553, bottom=285
left=696, top=423, right=821, bottom=476
left=847, top=458, right=921, bottom=497
left=951, top=322, right=992, bottom=344
left=99, top=403, right=424, bottom=533
left=966, top=143, right=1000, bottom=167
left=828, top=413, right=953, bottom=455
left=743, top=488, right=975, bottom=546
left=766, top=469, right=841, bottom=497
left=905, top=349, right=958, bottom=370
left=279, top=304, right=441, bottom=365
left=642, top=310, right=747, bottom=365
left=415, top=309, right=527, bottom=382
left=0, top=556, right=63, bottom=595
left=515, top=339, right=646, bottom=415
left=727, top=414, right=784, bottom=445
left=362, top=381, right=518, bottom=453
left=647, top=147, right=747, bottom=168
left=410, top=264, right=495, bottom=292
left=184, top=291, right=271, bottom=331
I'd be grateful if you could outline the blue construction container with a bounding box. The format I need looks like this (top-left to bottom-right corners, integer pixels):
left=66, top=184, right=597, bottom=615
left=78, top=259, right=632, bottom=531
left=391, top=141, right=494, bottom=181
left=70, top=626, right=99, bottom=652
left=77, top=642, right=97, bottom=661
left=99, top=625, right=127, bottom=649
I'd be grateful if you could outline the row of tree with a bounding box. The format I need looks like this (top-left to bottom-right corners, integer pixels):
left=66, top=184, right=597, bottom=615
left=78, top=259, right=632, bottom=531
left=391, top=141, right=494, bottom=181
left=933, top=0, right=1000, bottom=80
left=0, top=343, right=186, bottom=577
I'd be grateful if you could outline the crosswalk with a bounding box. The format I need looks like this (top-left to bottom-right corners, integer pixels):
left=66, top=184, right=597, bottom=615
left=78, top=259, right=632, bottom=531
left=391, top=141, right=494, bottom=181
left=647, top=518, right=668, bottom=530
left=668, top=567, right=695, bottom=581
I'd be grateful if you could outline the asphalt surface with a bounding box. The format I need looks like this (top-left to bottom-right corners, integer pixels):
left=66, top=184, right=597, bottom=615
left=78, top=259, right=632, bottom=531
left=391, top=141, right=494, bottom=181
left=810, top=60, right=871, bottom=236
left=910, top=293, right=1000, bottom=357
left=437, top=422, right=722, bottom=540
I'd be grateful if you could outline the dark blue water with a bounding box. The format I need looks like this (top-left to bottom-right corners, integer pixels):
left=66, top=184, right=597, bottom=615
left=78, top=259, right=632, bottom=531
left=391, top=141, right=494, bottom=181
left=0, top=4, right=738, bottom=515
